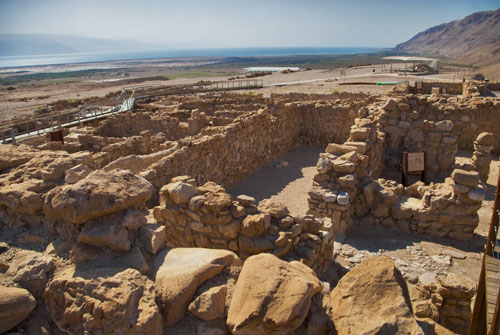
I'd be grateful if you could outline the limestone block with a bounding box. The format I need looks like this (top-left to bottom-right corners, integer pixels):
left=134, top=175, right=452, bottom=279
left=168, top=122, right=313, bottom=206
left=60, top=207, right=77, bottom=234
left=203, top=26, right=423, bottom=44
left=241, top=214, right=271, bottom=237
left=451, top=169, right=479, bottom=189
left=330, top=256, right=424, bottom=335
left=189, top=285, right=227, bottom=321
left=45, top=169, right=153, bottom=224
left=435, top=120, right=453, bottom=132
left=337, top=192, right=350, bottom=206
left=77, top=220, right=131, bottom=251
left=258, top=199, right=289, bottom=218
left=166, top=181, right=198, bottom=205
left=139, top=223, right=166, bottom=254
left=154, top=248, right=239, bottom=326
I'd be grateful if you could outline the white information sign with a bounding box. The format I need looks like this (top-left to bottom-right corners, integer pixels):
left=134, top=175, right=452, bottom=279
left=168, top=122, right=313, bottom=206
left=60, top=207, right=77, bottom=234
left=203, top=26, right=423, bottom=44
left=407, top=152, right=425, bottom=172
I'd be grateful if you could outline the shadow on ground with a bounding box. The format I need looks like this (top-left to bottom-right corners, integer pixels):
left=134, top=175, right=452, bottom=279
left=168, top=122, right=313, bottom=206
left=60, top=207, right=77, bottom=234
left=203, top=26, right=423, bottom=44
left=342, top=224, right=486, bottom=254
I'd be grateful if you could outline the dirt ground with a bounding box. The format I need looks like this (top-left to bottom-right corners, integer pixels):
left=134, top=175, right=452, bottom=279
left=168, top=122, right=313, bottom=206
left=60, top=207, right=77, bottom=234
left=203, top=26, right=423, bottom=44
left=229, top=146, right=324, bottom=216
left=229, top=145, right=499, bottom=283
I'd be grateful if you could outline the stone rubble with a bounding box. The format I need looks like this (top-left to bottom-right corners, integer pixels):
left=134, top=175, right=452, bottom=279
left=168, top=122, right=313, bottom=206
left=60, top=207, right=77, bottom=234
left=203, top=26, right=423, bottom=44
left=0, top=90, right=497, bottom=334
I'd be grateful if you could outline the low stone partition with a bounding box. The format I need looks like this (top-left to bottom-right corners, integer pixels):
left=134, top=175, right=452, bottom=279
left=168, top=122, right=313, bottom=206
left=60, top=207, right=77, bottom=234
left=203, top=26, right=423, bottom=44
left=487, top=81, right=500, bottom=91
left=307, top=113, right=385, bottom=234
left=364, top=168, right=483, bottom=240
left=152, top=177, right=335, bottom=274
left=308, top=142, right=483, bottom=240
left=411, top=272, right=476, bottom=334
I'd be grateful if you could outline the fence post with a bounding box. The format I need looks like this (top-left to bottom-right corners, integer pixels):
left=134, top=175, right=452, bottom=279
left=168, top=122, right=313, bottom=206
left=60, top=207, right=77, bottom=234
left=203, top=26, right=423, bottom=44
left=10, top=128, right=16, bottom=145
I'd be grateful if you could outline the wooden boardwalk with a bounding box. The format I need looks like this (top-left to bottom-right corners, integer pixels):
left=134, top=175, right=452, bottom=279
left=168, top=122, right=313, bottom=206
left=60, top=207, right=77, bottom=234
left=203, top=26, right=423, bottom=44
left=130, top=79, right=263, bottom=100
left=1, top=93, right=136, bottom=144
left=485, top=255, right=500, bottom=331
left=470, top=168, right=500, bottom=335
left=0, top=79, right=264, bottom=145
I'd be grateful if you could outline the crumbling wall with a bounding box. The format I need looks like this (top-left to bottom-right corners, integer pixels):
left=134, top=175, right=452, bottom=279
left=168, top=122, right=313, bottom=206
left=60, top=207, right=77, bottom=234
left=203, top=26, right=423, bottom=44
left=152, top=178, right=334, bottom=274
left=140, top=97, right=362, bottom=193
left=146, top=103, right=303, bottom=190
left=292, top=100, right=363, bottom=145
left=362, top=168, right=483, bottom=240
left=379, top=95, right=500, bottom=157
left=307, top=112, right=385, bottom=235
left=307, top=97, right=486, bottom=240
left=487, top=81, right=500, bottom=91
left=378, top=98, right=459, bottom=179
left=409, top=82, right=464, bottom=95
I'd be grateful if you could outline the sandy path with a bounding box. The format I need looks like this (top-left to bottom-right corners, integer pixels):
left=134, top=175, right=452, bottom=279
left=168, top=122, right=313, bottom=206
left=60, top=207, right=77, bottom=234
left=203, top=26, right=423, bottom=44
left=228, top=146, right=324, bottom=216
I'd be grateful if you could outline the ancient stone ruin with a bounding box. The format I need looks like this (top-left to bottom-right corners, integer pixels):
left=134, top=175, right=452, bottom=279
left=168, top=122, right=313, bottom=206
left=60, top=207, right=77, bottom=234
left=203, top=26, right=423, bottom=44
left=0, top=90, right=498, bottom=334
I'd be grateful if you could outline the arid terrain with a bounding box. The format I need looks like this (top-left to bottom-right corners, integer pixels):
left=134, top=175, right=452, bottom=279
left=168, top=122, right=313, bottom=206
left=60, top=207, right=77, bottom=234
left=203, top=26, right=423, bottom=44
left=0, top=72, right=499, bottom=334
left=0, top=59, right=468, bottom=122
left=396, top=8, right=500, bottom=79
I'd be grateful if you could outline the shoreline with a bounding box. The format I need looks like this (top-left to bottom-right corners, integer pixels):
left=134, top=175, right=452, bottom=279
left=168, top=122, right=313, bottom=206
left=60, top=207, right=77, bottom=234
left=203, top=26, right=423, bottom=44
left=0, top=46, right=388, bottom=69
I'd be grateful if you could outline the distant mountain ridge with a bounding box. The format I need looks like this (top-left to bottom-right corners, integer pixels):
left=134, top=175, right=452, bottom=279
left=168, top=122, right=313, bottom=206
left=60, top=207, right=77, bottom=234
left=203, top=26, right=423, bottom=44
left=0, top=34, right=158, bottom=56
left=395, top=9, right=500, bottom=71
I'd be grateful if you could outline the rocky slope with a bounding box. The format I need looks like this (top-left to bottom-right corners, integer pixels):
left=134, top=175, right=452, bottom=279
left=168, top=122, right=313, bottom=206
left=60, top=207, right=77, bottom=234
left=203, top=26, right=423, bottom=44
left=395, top=8, right=500, bottom=76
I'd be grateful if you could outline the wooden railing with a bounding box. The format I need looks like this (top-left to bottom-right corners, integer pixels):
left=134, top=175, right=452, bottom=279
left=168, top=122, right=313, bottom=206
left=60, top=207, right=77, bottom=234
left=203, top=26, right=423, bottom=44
left=469, top=167, right=500, bottom=335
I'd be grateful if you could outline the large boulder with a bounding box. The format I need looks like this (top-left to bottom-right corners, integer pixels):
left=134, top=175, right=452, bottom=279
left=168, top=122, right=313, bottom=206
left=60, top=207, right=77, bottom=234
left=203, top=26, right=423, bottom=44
left=44, top=169, right=153, bottom=224
left=44, top=266, right=163, bottom=335
left=227, top=253, right=322, bottom=335
left=0, top=285, right=36, bottom=334
left=154, top=248, right=240, bottom=327
left=330, top=256, right=424, bottom=335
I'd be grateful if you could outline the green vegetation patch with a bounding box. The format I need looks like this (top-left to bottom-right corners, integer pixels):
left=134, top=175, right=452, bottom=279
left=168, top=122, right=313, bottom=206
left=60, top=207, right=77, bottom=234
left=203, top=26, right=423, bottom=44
left=0, top=68, right=126, bottom=86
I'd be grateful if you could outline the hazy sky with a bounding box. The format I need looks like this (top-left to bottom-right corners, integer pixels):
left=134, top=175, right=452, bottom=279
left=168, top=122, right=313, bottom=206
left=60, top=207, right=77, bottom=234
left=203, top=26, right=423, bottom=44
left=0, top=0, right=498, bottom=48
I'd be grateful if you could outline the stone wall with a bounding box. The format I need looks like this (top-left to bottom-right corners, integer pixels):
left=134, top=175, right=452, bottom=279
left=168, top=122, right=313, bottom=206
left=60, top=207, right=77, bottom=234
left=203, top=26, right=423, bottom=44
left=409, top=81, right=464, bottom=95
left=306, top=97, right=486, bottom=240
left=307, top=112, right=385, bottom=235
left=152, top=178, right=334, bottom=274
left=380, top=95, right=500, bottom=153
left=144, top=99, right=360, bottom=193
left=487, top=81, right=500, bottom=91
left=363, top=168, right=483, bottom=240
left=290, top=100, right=368, bottom=146
left=412, top=272, right=476, bottom=334
left=378, top=98, right=459, bottom=179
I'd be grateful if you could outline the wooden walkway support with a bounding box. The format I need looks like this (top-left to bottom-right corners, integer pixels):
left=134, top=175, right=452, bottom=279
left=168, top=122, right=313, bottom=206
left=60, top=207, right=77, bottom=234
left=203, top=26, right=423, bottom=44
left=129, top=79, right=264, bottom=100
left=469, top=167, right=500, bottom=335
left=1, top=92, right=136, bottom=144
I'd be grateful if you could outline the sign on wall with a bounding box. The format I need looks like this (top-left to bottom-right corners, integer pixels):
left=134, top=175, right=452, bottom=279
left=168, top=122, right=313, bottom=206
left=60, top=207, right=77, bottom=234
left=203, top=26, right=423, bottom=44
left=407, top=152, right=425, bottom=172
left=402, top=151, right=426, bottom=186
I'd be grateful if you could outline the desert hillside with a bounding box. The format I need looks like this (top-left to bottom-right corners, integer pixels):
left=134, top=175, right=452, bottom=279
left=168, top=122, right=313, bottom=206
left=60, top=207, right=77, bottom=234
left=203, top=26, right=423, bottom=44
left=395, top=8, right=500, bottom=77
